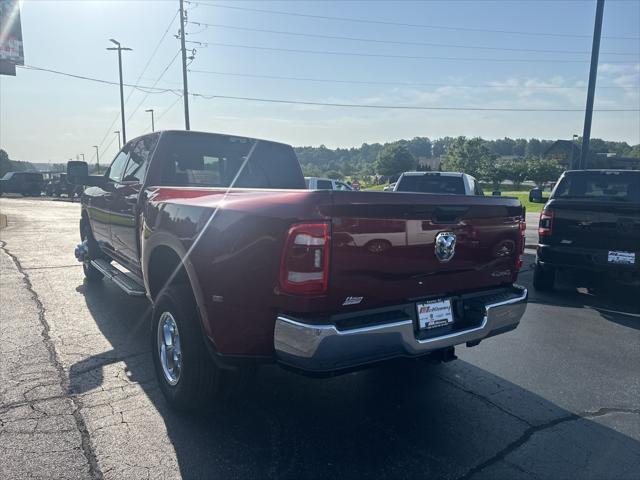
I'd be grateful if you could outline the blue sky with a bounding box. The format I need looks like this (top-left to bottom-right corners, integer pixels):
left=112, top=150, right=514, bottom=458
left=1, top=0, right=639, bottom=164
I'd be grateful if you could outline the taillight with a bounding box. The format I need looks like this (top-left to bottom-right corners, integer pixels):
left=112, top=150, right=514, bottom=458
left=279, top=222, right=330, bottom=295
left=538, top=209, right=554, bottom=237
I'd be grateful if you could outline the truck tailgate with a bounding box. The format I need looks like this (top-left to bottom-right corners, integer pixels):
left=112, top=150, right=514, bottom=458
left=547, top=201, right=640, bottom=251
left=327, top=191, right=524, bottom=311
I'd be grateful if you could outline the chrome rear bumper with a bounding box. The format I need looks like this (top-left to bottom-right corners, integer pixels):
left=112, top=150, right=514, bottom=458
left=274, top=285, right=527, bottom=372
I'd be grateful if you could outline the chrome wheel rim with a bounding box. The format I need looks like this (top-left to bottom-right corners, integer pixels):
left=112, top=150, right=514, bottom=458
left=157, top=311, right=182, bottom=386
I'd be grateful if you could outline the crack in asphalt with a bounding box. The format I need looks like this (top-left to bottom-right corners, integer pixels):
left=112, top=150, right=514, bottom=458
left=436, top=373, right=533, bottom=427
left=0, top=240, right=104, bottom=480
left=457, top=407, right=640, bottom=480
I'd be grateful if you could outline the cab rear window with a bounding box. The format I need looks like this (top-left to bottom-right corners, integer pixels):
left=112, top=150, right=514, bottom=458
left=158, top=132, right=305, bottom=189
left=396, top=175, right=465, bottom=194
left=553, top=172, right=640, bottom=202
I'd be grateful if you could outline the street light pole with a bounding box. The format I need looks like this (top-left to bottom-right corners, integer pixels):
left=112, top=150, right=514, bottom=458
left=107, top=39, right=132, bottom=145
left=114, top=130, right=121, bottom=150
left=145, top=109, right=155, bottom=132
left=93, top=145, right=100, bottom=172
left=569, top=134, right=578, bottom=169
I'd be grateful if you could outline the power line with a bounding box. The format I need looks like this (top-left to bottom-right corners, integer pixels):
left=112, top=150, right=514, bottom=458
left=189, top=68, right=638, bottom=90
left=187, top=2, right=640, bottom=41
left=18, top=65, right=179, bottom=93
left=156, top=94, right=185, bottom=124
left=186, top=40, right=635, bottom=64
left=126, top=50, right=181, bottom=123
left=191, top=93, right=640, bottom=112
left=187, top=21, right=639, bottom=57
left=18, top=63, right=640, bottom=113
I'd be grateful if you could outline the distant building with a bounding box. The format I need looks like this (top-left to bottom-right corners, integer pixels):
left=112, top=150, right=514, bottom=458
left=544, top=140, right=640, bottom=170
left=545, top=140, right=581, bottom=168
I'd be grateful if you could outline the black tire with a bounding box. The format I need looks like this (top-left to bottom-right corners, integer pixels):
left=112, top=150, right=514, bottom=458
left=533, top=262, right=555, bottom=291
left=81, top=221, right=104, bottom=282
left=152, top=285, right=223, bottom=411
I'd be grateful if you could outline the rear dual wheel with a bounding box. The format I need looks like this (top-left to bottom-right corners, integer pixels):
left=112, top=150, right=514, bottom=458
left=152, top=285, right=225, bottom=411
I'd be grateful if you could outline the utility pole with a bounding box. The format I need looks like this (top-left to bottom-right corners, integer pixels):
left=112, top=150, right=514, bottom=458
left=579, top=0, right=605, bottom=170
left=107, top=39, right=132, bottom=144
left=145, top=109, right=155, bottom=132
left=93, top=145, right=100, bottom=172
left=114, top=130, right=121, bottom=150
left=179, top=0, right=191, bottom=130
left=80, top=153, right=85, bottom=161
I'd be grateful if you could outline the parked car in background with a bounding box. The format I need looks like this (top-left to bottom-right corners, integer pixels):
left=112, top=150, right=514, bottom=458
left=393, top=172, right=484, bottom=195
left=69, top=130, right=527, bottom=411
left=530, top=169, right=640, bottom=291
left=45, top=173, right=84, bottom=198
left=305, top=176, right=353, bottom=190
left=0, top=171, right=44, bottom=196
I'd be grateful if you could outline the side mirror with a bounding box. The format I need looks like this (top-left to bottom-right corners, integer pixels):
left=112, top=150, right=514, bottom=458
left=67, top=161, right=106, bottom=187
left=529, top=188, right=544, bottom=203
left=492, top=191, right=502, bottom=196
left=67, top=161, right=88, bottom=184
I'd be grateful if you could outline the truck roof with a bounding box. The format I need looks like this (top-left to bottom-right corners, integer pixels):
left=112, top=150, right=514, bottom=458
left=128, top=129, right=294, bottom=149
left=400, top=171, right=468, bottom=177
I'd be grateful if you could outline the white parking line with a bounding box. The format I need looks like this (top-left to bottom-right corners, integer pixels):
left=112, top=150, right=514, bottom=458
left=589, top=306, right=640, bottom=318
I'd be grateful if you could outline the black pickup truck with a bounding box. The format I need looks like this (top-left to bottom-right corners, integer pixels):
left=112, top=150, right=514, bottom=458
left=530, top=169, right=640, bottom=291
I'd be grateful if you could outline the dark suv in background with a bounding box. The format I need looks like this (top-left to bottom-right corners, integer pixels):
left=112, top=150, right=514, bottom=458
left=44, top=173, right=83, bottom=198
left=0, top=171, right=44, bottom=196
left=530, top=169, right=640, bottom=291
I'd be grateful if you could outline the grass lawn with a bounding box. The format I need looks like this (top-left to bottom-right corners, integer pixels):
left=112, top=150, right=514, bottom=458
left=501, top=191, right=547, bottom=212
left=362, top=187, right=547, bottom=211
left=363, top=184, right=387, bottom=191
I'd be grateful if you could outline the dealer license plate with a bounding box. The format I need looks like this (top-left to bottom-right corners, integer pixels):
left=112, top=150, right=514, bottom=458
left=608, top=251, right=635, bottom=265
left=417, top=299, right=454, bottom=330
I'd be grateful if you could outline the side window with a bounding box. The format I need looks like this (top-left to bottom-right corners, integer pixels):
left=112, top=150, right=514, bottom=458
left=122, top=134, right=159, bottom=183
left=334, top=181, right=351, bottom=191
left=316, top=179, right=333, bottom=190
left=107, top=148, right=129, bottom=183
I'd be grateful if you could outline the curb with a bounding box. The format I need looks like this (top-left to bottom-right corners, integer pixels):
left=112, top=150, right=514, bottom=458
left=0, top=213, right=6, bottom=229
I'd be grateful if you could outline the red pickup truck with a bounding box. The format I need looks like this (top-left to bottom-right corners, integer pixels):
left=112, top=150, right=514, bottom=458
left=69, top=130, right=528, bottom=410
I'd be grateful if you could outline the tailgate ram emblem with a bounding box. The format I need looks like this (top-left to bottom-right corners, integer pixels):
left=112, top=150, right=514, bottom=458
left=435, top=232, right=456, bottom=262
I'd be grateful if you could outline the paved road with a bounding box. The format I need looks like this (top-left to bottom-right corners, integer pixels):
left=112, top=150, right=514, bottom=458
left=1, top=197, right=639, bottom=480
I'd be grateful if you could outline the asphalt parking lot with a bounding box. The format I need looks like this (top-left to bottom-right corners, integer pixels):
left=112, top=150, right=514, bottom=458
left=1, top=197, right=639, bottom=480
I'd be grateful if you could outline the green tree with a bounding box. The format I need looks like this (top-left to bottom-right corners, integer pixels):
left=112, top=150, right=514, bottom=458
left=502, top=159, right=529, bottom=188
left=432, top=137, right=454, bottom=157
left=525, top=138, right=543, bottom=157
left=375, top=144, right=416, bottom=178
left=442, top=137, right=495, bottom=179
left=483, top=162, right=509, bottom=190
left=527, top=158, right=563, bottom=187
left=625, top=144, right=640, bottom=158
